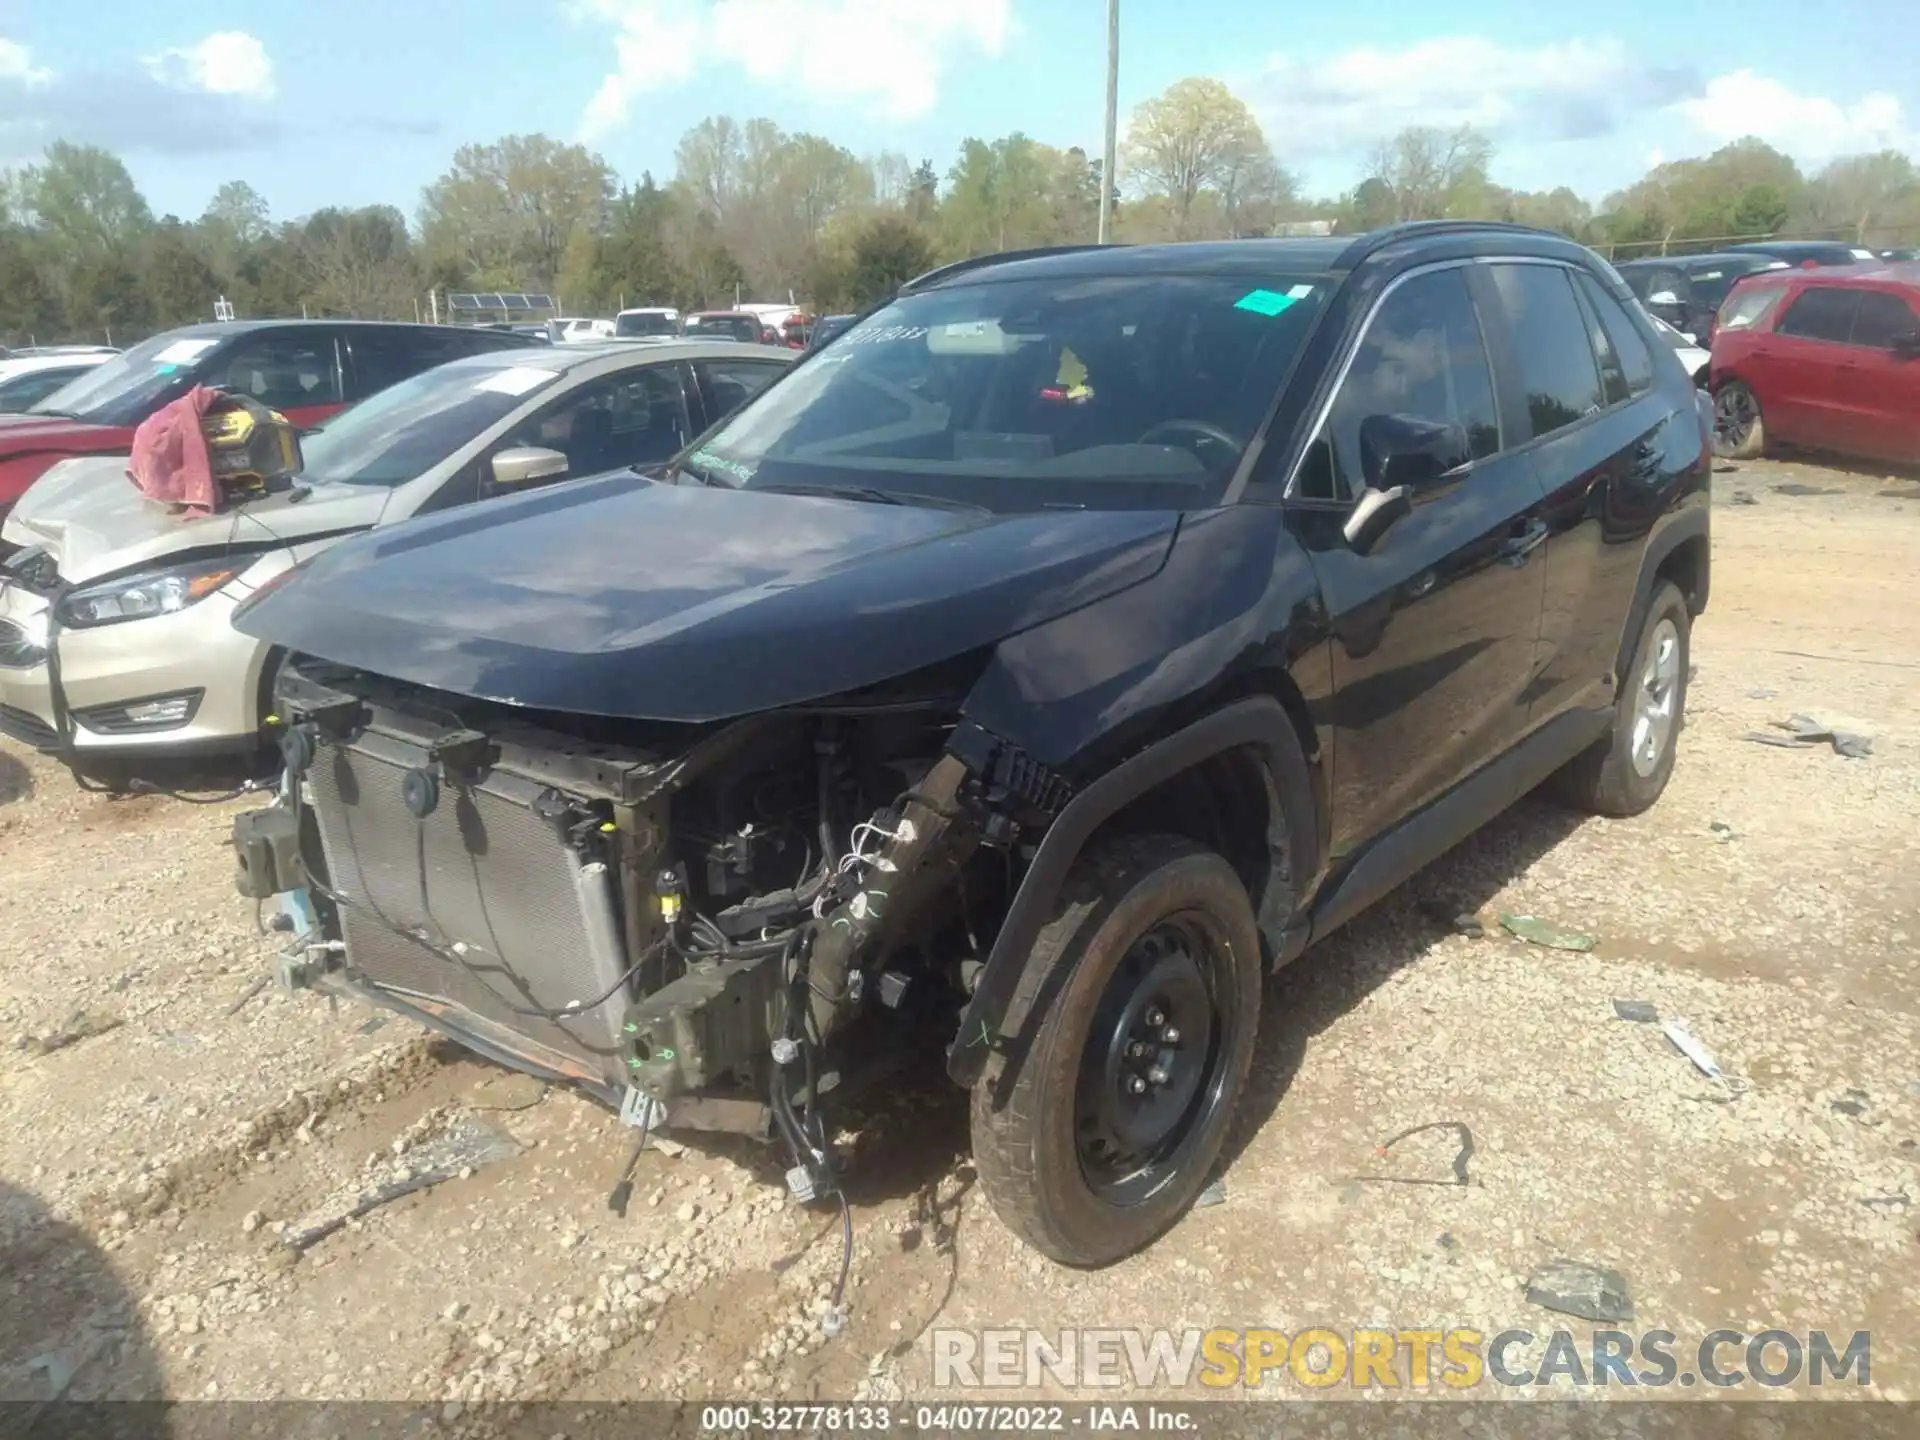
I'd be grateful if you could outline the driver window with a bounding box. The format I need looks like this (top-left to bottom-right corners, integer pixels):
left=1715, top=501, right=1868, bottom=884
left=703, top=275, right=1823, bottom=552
left=1296, top=268, right=1500, bottom=499
left=503, top=365, right=693, bottom=479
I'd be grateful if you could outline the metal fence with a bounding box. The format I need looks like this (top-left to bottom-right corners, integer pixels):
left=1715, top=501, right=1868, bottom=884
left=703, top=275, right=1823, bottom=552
left=1595, top=227, right=1920, bottom=260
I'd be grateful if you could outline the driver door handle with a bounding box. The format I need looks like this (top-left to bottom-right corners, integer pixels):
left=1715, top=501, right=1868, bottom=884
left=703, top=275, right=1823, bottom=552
left=1500, top=517, right=1548, bottom=565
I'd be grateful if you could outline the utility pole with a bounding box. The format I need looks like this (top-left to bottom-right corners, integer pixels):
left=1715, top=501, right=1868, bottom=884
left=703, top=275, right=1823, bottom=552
left=1098, top=0, right=1118, bottom=244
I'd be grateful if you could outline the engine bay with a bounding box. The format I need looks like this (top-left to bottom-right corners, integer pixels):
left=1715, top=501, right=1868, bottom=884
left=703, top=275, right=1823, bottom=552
left=234, top=654, right=1069, bottom=1210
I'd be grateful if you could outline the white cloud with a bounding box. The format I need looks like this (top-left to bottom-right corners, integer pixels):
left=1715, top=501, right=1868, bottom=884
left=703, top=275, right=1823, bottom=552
left=1673, top=70, right=1913, bottom=161
left=571, top=0, right=1010, bottom=141
left=0, top=37, right=53, bottom=88
left=1245, top=35, right=1920, bottom=199
left=143, top=31, right=276, bottom=102
left=1248, top=37, right=1692, bottom=159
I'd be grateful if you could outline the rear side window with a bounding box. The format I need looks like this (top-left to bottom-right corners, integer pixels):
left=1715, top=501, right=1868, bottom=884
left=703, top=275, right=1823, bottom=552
left=1486, top=264, right=1604, bottom=440
left=1574, top=273, right=1655, bottom=398
left=1298, top=267, right=1499, bottom=498
left=350, top=331, right=480, bottom=397
left=1776, top=287, right=1861, bottom=342
left=1850, top=291, right=1920, bottom=348
left=1571, top=281, right=1629, bottom=405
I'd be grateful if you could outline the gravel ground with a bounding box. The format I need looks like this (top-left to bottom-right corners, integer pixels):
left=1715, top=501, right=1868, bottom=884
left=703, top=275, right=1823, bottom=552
left=2, top=455, right=1917, bottom=1416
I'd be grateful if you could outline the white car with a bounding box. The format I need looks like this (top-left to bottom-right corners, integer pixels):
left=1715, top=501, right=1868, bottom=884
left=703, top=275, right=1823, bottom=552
left=549, top=318, right=616, bottom=344
left=0, top=341, right=793, bottom=778
left=0, top=351, right=115, bottom=413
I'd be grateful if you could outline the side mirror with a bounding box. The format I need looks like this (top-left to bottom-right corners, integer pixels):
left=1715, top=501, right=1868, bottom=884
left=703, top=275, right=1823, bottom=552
left=1343, top=484, right=1413, bottom=555
left=1890, top=330, right=1920, bottom=359
left=487, top=446, right=569, bottom=496
left=1648, top=290, right=1680, bottom=307
left=1357, top=412, right=1471, bottom=492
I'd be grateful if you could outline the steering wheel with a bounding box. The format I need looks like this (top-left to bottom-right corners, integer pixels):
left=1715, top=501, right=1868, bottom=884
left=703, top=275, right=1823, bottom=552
left=1137, top=418, right=1240, bottom=464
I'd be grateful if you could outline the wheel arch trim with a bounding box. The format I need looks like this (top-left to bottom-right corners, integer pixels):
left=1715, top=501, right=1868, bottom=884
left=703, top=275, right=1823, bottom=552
left=1617, top=506, right=1710, bottom=691
left=947, top=693, right=1318, bottom=1088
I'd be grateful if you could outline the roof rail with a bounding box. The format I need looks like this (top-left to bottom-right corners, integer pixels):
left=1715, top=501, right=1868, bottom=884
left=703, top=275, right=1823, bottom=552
left=1332, top=219, right=1568, bottom=270
left=901, top=243, right=1120, bottom=292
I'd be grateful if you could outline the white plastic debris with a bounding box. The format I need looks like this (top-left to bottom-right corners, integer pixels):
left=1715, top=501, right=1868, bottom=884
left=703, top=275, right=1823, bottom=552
left=1661, top=1019, right=1748, bottom=1096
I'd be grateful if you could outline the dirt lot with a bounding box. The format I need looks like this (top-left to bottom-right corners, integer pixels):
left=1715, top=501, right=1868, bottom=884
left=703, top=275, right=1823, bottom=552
left=3, top=455, right=1919, bottom=1416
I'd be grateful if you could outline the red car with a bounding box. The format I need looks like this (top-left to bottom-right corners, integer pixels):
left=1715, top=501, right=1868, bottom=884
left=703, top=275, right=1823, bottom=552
left=0, top=320, right=540, bottom=524
left=1710, top=263, right=1920, bottom=464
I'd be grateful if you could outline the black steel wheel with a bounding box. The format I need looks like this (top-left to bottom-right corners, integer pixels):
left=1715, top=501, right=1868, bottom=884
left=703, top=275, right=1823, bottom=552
left=971, top=832, right=1262, bottom=1266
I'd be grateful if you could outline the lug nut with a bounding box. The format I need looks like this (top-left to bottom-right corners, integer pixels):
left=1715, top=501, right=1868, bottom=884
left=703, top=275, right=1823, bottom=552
left=1162, top=1025, right=1181, bottom=1044
left=1145, top=1007, right=1165, bottom=1027
left=1126, top=1040, right=1147, bottom=1058
left=1126, top=1076, right=1148, bottom=1095
left=1147, top=1065, right=1171, bottom=1087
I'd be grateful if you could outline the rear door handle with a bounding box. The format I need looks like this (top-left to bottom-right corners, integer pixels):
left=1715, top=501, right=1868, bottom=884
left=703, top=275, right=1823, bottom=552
left=1500, top=518, right=1548, bottom=565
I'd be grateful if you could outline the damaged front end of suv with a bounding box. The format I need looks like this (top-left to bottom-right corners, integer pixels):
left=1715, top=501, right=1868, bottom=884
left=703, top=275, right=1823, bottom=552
left=238, top=644, right=1052, bottom=1179
left=227, top=252, right=1344, bottom=1268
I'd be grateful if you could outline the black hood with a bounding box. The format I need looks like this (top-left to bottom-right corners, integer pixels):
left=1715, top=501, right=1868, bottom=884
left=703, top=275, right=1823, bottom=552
left=234, top=474, right=1180, bottom=721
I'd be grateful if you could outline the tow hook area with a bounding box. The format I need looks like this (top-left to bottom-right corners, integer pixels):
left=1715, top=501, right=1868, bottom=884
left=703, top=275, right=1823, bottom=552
left=274, top=936, right=342, bottom=995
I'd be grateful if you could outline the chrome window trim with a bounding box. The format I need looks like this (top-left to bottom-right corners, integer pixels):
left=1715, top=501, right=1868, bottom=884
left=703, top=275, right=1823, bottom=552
left=1283, top=252, right=1663, bottom=500
left=1282, top=254, right=1512, bottom=501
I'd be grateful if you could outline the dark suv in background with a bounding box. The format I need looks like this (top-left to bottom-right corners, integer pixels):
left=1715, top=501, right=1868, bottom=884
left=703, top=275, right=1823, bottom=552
left=1615, top=252, right=1790, bottom=344
left=1727, top=239, right=1878, bottom=269
left=232, top=223, right=1711, bottom=1267
left=0, top=320, right=541, bottom=524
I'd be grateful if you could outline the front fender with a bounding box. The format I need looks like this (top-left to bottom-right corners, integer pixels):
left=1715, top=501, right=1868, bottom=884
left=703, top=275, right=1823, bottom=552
left=946, top=694, right=1318, bottom=1089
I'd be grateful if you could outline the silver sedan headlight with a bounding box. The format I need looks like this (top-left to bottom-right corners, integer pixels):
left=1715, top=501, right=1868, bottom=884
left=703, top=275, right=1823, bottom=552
left=54, top=556, right=248, bottom=630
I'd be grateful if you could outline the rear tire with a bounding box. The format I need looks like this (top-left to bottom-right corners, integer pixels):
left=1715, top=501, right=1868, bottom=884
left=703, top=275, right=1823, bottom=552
left=1548, top=580, right=1690, bottom=818
left=1713, top=380, right=1766, bottom=459
left=970, top=833, right=1261, bottom=1267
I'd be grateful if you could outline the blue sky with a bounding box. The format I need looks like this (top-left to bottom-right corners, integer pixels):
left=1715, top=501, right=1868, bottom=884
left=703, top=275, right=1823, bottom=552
left=1, top=0, right=1914, bottom=227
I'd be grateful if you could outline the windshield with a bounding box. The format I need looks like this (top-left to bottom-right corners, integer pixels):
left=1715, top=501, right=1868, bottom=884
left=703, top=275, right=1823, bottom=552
left=1717, top=281, right=1787, bottom=333
left=687, top=314, right=761, bottom=342
left=682, top=273, right=1327, bottom=511
left=298, top=357, right=564, bottom=487
left=616, top=313, right=678, bottom=337
left=29, top=332, right=220, bottom=426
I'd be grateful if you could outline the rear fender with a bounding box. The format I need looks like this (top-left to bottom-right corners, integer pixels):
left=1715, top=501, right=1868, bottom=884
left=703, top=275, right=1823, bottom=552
left=1618, top=504, right=1710, bottom=684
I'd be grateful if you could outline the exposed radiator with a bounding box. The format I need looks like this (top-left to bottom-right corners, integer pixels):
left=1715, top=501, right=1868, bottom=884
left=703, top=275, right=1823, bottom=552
left=304, top=727, right=633, bottom=1073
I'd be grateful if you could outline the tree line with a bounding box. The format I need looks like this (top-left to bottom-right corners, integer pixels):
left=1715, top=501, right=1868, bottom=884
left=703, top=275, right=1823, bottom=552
left=3, top=74, right=1917, bottom=348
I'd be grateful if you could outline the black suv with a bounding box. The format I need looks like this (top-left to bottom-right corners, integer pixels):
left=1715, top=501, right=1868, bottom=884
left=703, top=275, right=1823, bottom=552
left=1615, top=251, right=1791, bottom=343
left=230, top=222, right=1711, bottom=1267
left=1726, top=239, right=1877, bottom=269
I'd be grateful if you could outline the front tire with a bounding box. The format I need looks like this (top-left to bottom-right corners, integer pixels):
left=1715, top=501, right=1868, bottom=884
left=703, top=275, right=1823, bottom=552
left=970, top=833, right=1261, bottom=1267
left=1713, top=380, right=1766, bottom=459
left=1548, top=580, right=1690, bottom=817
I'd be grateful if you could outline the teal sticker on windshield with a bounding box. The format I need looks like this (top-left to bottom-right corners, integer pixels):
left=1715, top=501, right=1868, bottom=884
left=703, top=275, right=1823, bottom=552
left=155, top=364, right=181, bottom=374
left=1234, top=288, right=1297, bottom=317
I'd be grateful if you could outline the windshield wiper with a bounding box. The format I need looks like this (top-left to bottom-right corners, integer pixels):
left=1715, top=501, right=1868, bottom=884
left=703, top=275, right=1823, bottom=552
left=759, top=482, right=903, bottom=505
left=29, top=409, right=80, bottom=420
left=757, top=482, right=986, bottom=512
